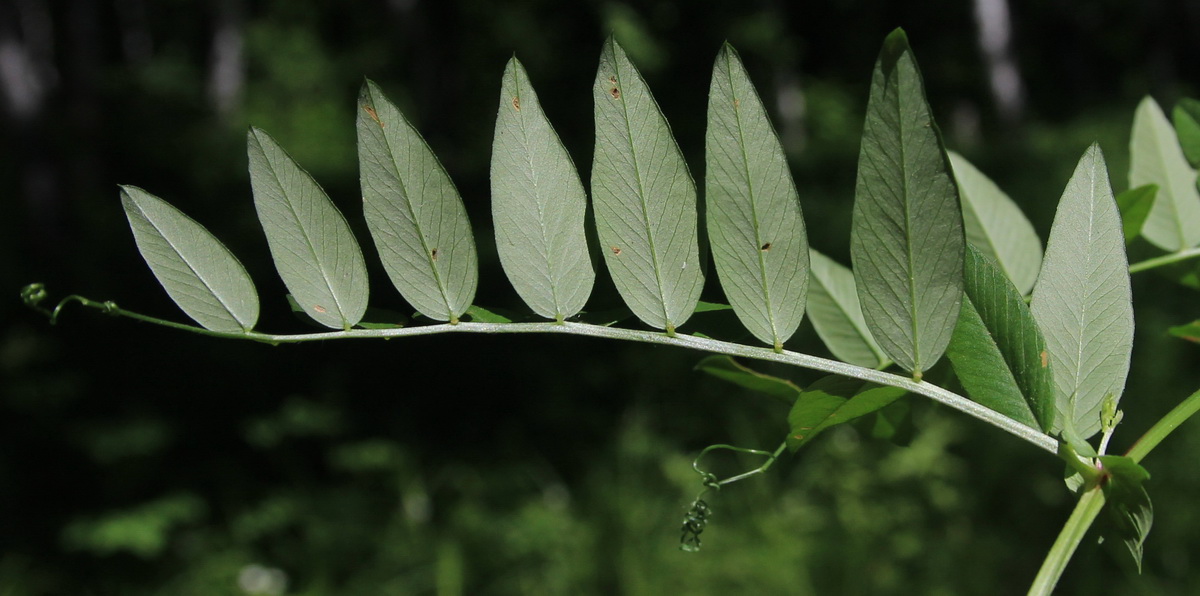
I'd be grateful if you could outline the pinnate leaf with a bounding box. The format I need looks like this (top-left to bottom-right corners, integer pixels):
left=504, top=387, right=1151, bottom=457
left=491, top=57, right=594, bottom=321
left=247, top=128, right=369, bottom=330
left=358, top=80, right=478, bottom=322
left=592, top=37, right=703, bottom=333
left=946, top=246, right=1055, bottom=431
left=1031, top=144, right=1133, bottom=439
left=850, top=29, right=964, bottom=378
left=1129, top=96, right=1200, bottom=251
left=948, top=151, right=1042, bottom=294
left=121, top=186, right=259, bottom=333
left=705, top=43, right=809, bottom=350
left=806, top=250, right=887, bottom=368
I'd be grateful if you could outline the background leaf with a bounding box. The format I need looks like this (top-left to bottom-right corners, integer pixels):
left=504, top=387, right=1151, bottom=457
left=1116, top=184, right=1158, bottom=245
left=787, top=375, right=906, bottom=450
left=850, top=29, right=964, bottom=378
left=246, top=128, right=368, bottom=330
left=358, top=80, right=478, bottom=322
left=1168, top=321, right=1200, bottom=343
left=705, top=43, right=809, bottom=349
left=490, top=57, right=594, bottom=321
left=806, top=249, right=887, bottom=368
left=1129, top=96, right=1200, bottom=251
left=1097, top=456, right=1153, bottom=573
left=948, top=151, right=1043, bottom=294
left=1030, top=144, right=1134, bottom=439
left=946, top=246, right=1055, bottom=431
left=1173, top=98, right=1200, bottom=168
left=694, top=355, right=801, bottom=406
left=592, top=37, right=703, bottom=333
left=121, top=186, right=259, bottom=333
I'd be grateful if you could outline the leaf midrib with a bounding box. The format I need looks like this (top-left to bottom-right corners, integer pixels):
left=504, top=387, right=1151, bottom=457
left=369, top=87, right=456, bottom=320
left=512, top=69, right=564, bottom=319
left=256, top=133, right=349, bottom=326
left=611, top=44, right=672, bottom=329
left=725, top=52, right=779, bottom=345
left=131, top=198, right=247, bottom=328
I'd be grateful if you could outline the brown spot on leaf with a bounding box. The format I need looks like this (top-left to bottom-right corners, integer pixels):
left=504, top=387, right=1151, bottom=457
left=512, top=96, right=520, bottom=111
left=611, top=246, right=622, bottom=255
left=431, top=248, right=439, bottom=261
left=313, top=305, right=327, bottom=314
left=608, top=76, right=617, bottom=84
left=734, top=98, right=741, bottom=109
left=1040, top=350, right=1049, bottom=367
left=760, top=242, right=772, bottom=251
left=363, top=105, right=384, bottom=128
left=610, top=87, right=620, bottom=100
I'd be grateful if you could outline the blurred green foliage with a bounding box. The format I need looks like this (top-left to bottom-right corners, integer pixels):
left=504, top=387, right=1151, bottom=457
left=4, top=0, right=1200, bottom=594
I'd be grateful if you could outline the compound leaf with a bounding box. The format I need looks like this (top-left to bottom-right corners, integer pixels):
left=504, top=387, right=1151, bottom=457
left=850, top=29, right=964, bottom=378
left=491, top=57, right=594, bottom=321
left=247, top=128, right=368, bottom=329
left=705, top=43, right=809, bottom=350
left=1129, top=96, right=1200, bottom=251
left=1031, top=144, right=1133, bottom=439
left=358, top=80, right=478, bottom=322
left=592, top=37, right=703, bottom=333
left=806, top=249, right=887, bottom=368
left=121, top=186, right=259, bottom=333
left=946, top=246, right=1055, bottom=431
left=948, top=151, right=1042, bottom=294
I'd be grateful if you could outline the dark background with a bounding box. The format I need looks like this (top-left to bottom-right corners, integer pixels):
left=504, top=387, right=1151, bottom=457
left=3, top=0, right=1200, bottom=593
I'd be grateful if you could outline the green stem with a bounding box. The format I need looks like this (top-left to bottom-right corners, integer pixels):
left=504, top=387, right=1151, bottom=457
left=1128, top=247, right=1200, bottom=273
left=1027, top=487, right=1107, bottom=596
left=38, top=293, right=1060, bottom=454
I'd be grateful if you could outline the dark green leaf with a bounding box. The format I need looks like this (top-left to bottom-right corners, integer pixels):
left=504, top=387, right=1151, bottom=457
left=694, top=355, right=801, bottom=405
left=705, top=43, right=809, bottom=350
left=1116, top=184, right=1158, bottom=245
left=592, top=37, right=704, bottom=333
left=946, top=246, right=1056, bottom=431
left=1098, top=455, right=1153, bottom=572
left=1174, top=98, right=1200, bottom=168
left=358, top=80, right=478, bottom=322
left=1031, top=144, right=1134, bottom=439
left=462, top=305, right=515, bottom=324
left=806, top=250, right=888, bottom=368
left=247, top=128, right=369, bottom=330
left=120, top=186, right=259, bottom=333
left=787, top=375, right=906, bottom=450
left=1168, top=321, right=1200, bottom=343
left=850, top=29, right=964, bottom=378
left=1129, top=97, right=1200, bottom=251
left=948, top=151, right=1043, bottom=294
left=491, top=57, right=594, bottom=321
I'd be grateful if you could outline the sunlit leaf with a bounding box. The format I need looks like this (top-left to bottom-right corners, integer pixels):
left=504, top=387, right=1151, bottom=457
left=948, top=151, right=1042, bottom=294
left=1129, top=96, right=1200, bottom=251
left=1116, top=184, right=1158, bottom=245
left=694, top=355, right=801, bottom=405
left=1031, top=144, right=1134, bottom=439
left=850, top=29, right=964, bottom=378
left=705, top=43, right=809, bottom=350
left=491, top=57, right=594, bottom=321
left=592, top=37, right=703, bottom=333
left=787, top=375, right=906, bottom=451
left=946, top=246, right=1055, bottom=431
left=1173, top=98, right=1200, bottom=168
left=120, top=186, right=259, bottom=333
left=358, top=80, right=478, bottom=322
left=247, top=128, right=368, bottom=330
left=806, top=250, right=887, bottom=368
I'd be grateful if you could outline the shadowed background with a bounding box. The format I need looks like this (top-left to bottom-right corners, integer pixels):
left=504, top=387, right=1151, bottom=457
left=3, top=0, right=1199, bottom=593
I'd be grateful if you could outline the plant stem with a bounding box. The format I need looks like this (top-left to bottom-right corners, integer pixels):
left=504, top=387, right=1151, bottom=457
left=1125, top=387, right=1200, bottom=464
left=1027, top=486, right=1106, bottom=596
left=1128, top=247, right=1200, bottom=273
left=51, top=296, right=1059, bottom=454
